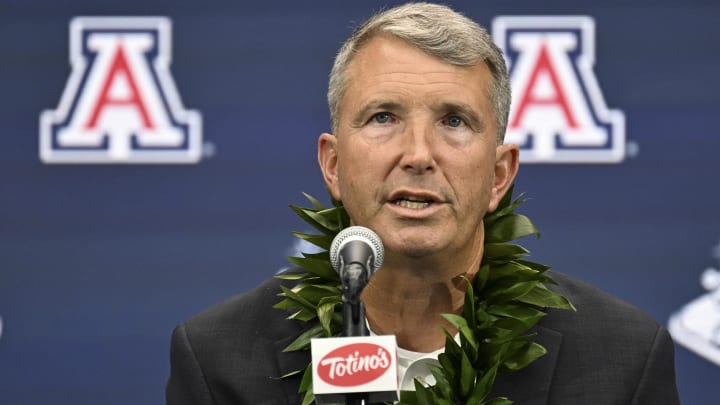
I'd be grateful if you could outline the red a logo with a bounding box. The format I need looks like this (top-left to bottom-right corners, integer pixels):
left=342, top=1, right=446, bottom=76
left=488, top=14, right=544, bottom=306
left=40, top=17, right=202, bottom=164
left=493, top=16, right=625, bottom=163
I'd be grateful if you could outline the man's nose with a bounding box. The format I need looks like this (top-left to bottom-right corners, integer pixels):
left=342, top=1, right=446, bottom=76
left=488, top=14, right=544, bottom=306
left=399, top=121, right=435, bottom=174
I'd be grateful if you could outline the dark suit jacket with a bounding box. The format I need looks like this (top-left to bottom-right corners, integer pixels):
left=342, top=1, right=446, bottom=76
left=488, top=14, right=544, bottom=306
left=166, top=271, right=680, bottom=404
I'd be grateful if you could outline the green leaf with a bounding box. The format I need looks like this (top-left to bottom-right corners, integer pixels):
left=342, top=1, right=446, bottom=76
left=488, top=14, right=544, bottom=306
left=287, top=308, right=317, bottom=322
left=515, top=259, right=551, bottom=273
left=493, top=318, right=534, bottom=337
left=441, top=314, right=478, bottom=359
left=302, top=192, right=326, bottom=210
left=501, top=342, right=547, bottom=371
left=298, top=363, right=315, bottom=405
left=484, top=190, right=526, bottom=228
left=484, top=243, right=530, bottom=260
left=287, top=255, right=338, bottom=280
left=314, top=208, right=343, bottom=230
left=298, top=363, right=313, bottom=392
left=317, top=294, right=342, bottom=305
left=317, top=301, right=337, bottom=336
left=463, top=279, right=477, bottom=330
left=332, top=199, right=350, bottom=229
left=278, top=368, right=303, bottom=379
left=300, top=389, right=314, bottom=405
left=475, top=305, right=491, bottom=328
left=274, top=273, right=308, bottom=280
left=273, top=297, right=296, bottom=310
left=416, top=381, right=454, bottom=405
left=414, top=379, right=435, bottom=405
left=486, top=280, right=538, bottom=303
left=467, top=365, right=498, bottom=404
left=487, top=304, right=546, bottom=329
left=434, top=397, right=454, bottom=405
left=291, top=231, right=334, bottom=250
left=278, top=285, right=316, bottom=313
left=475, top=263, right=490, bottom=291
left=484, top=186, right=515, bottom=225
left=442, top=331, right=463, bottom=360
left=289, top=204, right=332, bottom=234
left=283, top=323, right=325, bottom=352
left=291, top=284, right=342, bottom=306
left=437, top=353, right=458, bottom=391
left=485, top=262, right=539, bottom=283
left=485, top=214, right=539, bottom=243
left=459, top=350, right=476, bottom=398
left=427, top=363, right=453, bottom=399
left=398, top=390, right=419, bottom=404
left=515, top=284, right=576, bottom=310
left=484, top=397, right=513, bottom=405
left=441, top=313, right=467, bottom=330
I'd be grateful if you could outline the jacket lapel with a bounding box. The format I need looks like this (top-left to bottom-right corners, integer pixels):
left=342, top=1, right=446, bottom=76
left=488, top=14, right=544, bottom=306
left=489, top=325, right=563, bottom=405
left=274, top=327, right=313, bottom=403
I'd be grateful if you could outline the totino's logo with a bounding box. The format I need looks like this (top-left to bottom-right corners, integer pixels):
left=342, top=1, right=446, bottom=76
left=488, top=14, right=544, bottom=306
left=492, top=16, right=625, bottom=163
left=39, top=17, right=202, bottom=164
left=317, top=343, right=391, bottom=386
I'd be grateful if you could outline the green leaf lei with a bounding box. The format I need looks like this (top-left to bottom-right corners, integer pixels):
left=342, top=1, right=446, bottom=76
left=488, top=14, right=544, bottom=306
left=274, top=186, right=575, bottom=404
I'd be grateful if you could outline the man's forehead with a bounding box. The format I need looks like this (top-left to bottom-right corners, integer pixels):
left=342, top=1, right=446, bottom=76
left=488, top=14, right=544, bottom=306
left=345, top=35, right=490, bottom=86
left=341, top=37, right=493, bottom=107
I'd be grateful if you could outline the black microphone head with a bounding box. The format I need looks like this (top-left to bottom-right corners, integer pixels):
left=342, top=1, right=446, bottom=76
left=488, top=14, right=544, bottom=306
left=329, top=226, right=384, bottom=274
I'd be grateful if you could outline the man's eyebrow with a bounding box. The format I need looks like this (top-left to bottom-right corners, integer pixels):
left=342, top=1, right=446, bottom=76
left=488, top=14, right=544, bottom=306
left=350, top=100, right=407, bottom=126
left=434, top=102, right=486, bottom=132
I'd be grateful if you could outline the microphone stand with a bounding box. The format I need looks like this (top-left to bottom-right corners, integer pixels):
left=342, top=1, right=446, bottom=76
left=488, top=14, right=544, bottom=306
left=341, top=262, right=370, bottom=405
left=342, top=297, right=368, bottom=337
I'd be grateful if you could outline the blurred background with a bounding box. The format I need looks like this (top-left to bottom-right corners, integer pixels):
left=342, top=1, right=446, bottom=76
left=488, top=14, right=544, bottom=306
left=1, top=0, right=719, bottom=403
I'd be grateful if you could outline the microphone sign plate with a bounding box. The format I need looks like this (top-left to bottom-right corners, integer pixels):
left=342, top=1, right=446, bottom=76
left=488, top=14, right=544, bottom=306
left=311, top=335, right=398, bottom=399
left=318, top=342, right=391, bottom=386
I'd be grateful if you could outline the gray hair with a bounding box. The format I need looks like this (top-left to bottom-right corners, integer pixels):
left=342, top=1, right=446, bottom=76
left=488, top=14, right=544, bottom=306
left=328, top=2, right=511, bottom=143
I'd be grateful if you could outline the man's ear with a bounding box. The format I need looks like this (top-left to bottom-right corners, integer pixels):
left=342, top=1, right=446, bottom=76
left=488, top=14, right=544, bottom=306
left=487, top=143, right=519, bottom=213
left=318, top=133, right=342, bottom=201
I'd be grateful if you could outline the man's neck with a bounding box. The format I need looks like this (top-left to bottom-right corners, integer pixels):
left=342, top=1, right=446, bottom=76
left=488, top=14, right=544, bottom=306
left=361, top=247, right=483, bottom=353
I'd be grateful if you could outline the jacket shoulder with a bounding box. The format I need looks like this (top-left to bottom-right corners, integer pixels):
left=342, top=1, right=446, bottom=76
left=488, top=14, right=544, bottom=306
left=168, top=273, right=307, bottom=404
left=546, top=270, right=661, bottom=333
left=541, top=271, right=678, bottom=404
left=183, top=273, right=301, bottom=342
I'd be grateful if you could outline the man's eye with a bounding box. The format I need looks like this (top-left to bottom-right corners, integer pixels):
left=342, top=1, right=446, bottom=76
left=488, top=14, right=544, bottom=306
left=444, top=115, right=465, bottom=128
left=371, top=112, right=392, bottom=124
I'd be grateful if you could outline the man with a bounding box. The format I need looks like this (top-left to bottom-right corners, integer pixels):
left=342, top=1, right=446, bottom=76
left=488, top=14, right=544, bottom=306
left=167, top=3, right=679, bottom=404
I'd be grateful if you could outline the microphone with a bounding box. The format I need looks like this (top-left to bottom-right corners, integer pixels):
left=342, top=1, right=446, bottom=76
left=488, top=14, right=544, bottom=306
left=329, top=226, right=384, bottom=306
left=311, top=227, right=397, bottom=404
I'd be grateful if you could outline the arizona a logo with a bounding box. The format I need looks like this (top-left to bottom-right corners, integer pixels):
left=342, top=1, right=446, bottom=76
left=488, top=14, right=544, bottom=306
left=493, top=16, right=625, bottom=163
left=40, top=17, right=202, bottom=164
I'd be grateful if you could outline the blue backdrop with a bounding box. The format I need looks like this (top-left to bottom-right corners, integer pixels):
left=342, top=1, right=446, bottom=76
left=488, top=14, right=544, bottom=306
left=1, top=0, right=719, bottom=403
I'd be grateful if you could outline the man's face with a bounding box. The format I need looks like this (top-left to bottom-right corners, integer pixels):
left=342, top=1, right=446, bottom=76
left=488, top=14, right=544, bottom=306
left=319, top=35, right=517, bottom=261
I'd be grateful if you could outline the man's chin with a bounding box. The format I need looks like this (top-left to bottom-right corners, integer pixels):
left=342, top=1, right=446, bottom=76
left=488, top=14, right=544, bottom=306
left=371, top=222, right=451, bottom=258
left=383, top=237, right=446, bottom=259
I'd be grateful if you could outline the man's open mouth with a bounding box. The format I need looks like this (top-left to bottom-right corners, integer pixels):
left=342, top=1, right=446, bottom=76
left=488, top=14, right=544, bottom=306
left=392, top=196, right=432, bottom=209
